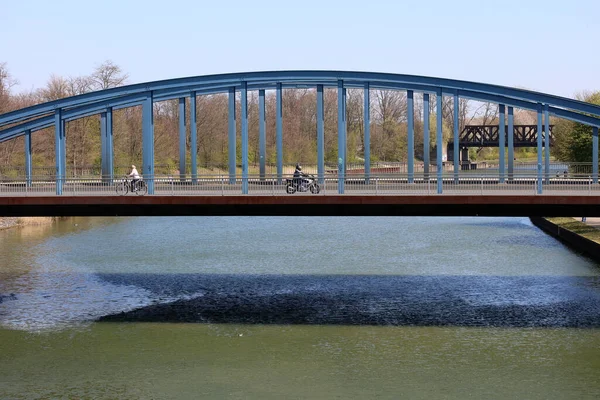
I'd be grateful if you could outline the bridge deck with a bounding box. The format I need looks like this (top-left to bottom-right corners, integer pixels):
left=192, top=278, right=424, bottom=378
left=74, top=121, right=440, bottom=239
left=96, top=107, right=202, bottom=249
left=2, top=195, right=599, bottom=217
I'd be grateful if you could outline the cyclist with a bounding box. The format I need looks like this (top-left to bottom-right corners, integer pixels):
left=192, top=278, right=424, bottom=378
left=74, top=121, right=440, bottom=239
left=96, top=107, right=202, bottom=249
left=128, top=165, right=141, bottom=191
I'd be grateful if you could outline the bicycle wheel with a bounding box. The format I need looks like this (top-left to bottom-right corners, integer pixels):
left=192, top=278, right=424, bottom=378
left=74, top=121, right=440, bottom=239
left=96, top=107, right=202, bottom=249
left=116, top=182, right=128, bottom=196
left=135, top=180, right=147, bottom=196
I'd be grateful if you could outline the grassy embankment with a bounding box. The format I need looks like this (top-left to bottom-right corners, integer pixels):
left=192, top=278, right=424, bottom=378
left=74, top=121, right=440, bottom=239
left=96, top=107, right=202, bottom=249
left=545, top=217, right=600, bottom=244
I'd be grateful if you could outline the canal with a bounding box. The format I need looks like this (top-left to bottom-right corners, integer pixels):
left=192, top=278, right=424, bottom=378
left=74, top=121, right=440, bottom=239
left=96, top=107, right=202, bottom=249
left=1, top=217, right=600, bottom=399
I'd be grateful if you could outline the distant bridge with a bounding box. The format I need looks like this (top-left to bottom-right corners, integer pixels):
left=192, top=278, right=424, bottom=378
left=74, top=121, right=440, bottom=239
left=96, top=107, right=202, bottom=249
left=450, top=124, right=554, bottom=149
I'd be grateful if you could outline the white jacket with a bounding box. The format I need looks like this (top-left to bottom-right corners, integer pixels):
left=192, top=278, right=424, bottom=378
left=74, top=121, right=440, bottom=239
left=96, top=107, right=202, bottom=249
left=129, top=168, right=140, bottom=179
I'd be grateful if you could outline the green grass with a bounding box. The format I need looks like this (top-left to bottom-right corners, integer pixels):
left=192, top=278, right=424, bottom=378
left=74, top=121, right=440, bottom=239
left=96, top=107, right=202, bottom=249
left=546, top=217, right=600, bottom=244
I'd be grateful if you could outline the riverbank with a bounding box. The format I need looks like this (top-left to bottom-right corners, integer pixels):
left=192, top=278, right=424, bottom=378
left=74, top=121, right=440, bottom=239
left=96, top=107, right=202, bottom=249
left=0, top=217, right=56, bottom=230
left=530, top=217, right=600, bottom=262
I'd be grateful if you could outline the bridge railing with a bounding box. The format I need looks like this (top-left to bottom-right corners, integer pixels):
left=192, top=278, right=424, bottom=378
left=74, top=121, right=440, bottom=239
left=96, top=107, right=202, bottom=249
left=1, top=173, right=599, bottom=196
left=2, top=161, right=597, bottom=181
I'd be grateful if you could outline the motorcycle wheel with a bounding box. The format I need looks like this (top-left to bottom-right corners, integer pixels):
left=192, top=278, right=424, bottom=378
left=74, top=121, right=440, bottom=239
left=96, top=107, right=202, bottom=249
left=309, top=183, right=320, bottom=194
left=286, top=184, right=296, bottom=194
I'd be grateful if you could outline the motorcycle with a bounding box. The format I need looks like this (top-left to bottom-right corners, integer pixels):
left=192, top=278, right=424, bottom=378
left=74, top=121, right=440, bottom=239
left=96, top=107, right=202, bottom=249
left=286, top=174, right=320, bottom=194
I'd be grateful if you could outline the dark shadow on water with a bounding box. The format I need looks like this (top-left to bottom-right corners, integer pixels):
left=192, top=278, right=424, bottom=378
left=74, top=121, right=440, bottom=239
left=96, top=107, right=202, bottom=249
left=496, top=234, right=568, bottom=249
left=461, top=220, right=536, bottom=230
left=96, top=273, right=600, bottom=328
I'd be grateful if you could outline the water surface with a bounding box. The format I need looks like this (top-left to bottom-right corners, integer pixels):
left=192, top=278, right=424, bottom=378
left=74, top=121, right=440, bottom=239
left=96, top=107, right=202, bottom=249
left=1, top=217, right=600, bottom=399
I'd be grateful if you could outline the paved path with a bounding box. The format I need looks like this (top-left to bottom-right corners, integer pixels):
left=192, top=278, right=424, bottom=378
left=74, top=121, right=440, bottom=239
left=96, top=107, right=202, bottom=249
left=579, top=217, right=600, bottom=228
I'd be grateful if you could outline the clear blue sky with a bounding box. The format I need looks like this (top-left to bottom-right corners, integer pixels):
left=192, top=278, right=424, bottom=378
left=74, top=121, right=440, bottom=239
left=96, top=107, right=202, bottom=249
left=1, top=0, right=598, bottom=98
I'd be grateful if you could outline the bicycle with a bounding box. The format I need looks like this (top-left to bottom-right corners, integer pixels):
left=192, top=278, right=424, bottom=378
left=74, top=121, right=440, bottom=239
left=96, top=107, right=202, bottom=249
left=116, top=176, right=147, bottom=196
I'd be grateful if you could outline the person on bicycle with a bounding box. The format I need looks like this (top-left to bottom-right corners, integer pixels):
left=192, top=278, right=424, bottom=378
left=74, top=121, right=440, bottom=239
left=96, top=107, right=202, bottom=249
left=128, top=165, right=140, bottom=191
left=293, top=163, right=307, bottom=190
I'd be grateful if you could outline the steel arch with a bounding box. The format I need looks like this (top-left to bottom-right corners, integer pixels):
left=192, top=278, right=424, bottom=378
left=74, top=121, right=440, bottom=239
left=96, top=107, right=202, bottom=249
left=2, top=70, right=600, bottom=196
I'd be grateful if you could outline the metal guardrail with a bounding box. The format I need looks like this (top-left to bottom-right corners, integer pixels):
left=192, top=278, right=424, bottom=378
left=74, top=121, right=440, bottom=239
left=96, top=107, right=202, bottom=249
left=1, top=173, right=600, bottom=196
left=2, top=162, right=598, bottom=179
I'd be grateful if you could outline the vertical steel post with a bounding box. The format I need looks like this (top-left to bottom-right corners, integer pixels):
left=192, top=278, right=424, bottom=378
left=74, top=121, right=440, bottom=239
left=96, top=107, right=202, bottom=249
left=24, top=129, right=32, bottom=187
left=101, top=111, right=107, bottom=181
left=436, top=89, right=443, bottom=194
left=178, top=97, right=186, bottom=180
left=453, top=93, right=460, bottom=183
left=228, top=87, right=236, bottom=184
left=407, top=90, right=414, bottom=183
left=337, top=80, right=346, bottom=194
left=593, top=127, right=598, bottom=184
left=241, top=82, right=249, bottom=194
left=537, top=103, right=543, bottom=194
left=317, top=84, right=325, bottom=184
left=179, top=97, right=186, bottom=181
left=60, top=119, right=66, bottom=182
left=276, top=83, right=283, bottom=184
left=106, top=107, right=113, bottom=182
left=364, top=83, right=371, bottom=183
left=544, top=104, right=550, bottom=184
left=190, top=92, right=198, bottom=183
left=508, top=106, right=514, bottom=181
left=101, top=109, right=114, bottom=183
left=54, top=109, right=65, bottom=195
left=259, top=89, right=266, bottom=180
left=423, top=93, right=430, bottom=180
left=499, top=104, right=506, bottom=183
left=142, top=92, right=155, bottom=194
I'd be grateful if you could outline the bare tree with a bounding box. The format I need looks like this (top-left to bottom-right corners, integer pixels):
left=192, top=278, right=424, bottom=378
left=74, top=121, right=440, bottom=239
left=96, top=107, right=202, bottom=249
left=472, top=101, right=499, bottom=125
left=371, top=90, right=407, bottom=161
left=67, top=75, right=93, bottom=96
left=39, top=74, right=70, bottom=101
left=91, top=60, right=128, bottom=90
left=0, top=62, right=18, bottom=114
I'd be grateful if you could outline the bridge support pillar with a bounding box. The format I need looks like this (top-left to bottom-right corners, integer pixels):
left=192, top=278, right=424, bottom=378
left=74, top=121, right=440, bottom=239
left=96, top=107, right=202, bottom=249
left=228, top=87, right=236, bottom=184
left=407, top=90, right=414, bottom=183
left=178, top=98, right=186, bottom=181
left=544, top=104, right=550, bottom=184
left=101, top=113, right=106, bottom=179
left=461, top=148, right=469, bottom=164
left=106, top=108, right=113, bottom=183
left=54, top=109, right=65, bottom=195
left=241, top=82, right=249, bottom=194
left=453, top=93, right=459, bottom=183
left=24, top=129, right=32, bottom=187
left=101, top=108, right=114, bottom=184
left=142, top=93, right=155, bottom=194
left=508, top=107, right=514, bottom=181
left=317, top=84, right=325, bottom=184
left=423, top=93, right=430, bottom=181
left=436, top=89, right=443, bottom=194
left=276, top=83, right=283, bottom=185
left=259, top=89, right=266, bottom=180
left=190, top=92, right=198, bottom=183
left=364, top=83, right=370, bottom=183
left=337, top=80, right=346, bottom=194
left=593, top=127, right=598, bottom=184
left=499, top=104, right=505, bottom=183
left=537, top=103, right=543, bottom=194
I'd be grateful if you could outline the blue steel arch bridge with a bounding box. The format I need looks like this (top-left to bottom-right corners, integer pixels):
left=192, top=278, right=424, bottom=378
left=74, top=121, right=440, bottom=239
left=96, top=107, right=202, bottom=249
left=1, top=71, right=600, bottom=216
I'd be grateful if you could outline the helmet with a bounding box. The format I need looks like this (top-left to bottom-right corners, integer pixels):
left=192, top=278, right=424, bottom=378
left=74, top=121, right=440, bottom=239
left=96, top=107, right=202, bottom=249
left=296, top=164, right=302, bottom=171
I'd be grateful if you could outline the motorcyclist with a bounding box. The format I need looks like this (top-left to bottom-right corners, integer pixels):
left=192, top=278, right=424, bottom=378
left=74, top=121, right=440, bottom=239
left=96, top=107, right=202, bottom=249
left=293, top=164, right=306, bottom=190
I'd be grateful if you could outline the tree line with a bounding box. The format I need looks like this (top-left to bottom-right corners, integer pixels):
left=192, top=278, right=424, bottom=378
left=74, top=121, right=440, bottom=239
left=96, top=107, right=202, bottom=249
left=1, top=61, right=595, bottom=176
